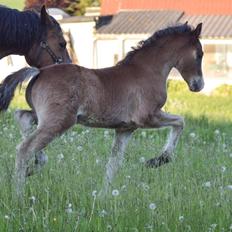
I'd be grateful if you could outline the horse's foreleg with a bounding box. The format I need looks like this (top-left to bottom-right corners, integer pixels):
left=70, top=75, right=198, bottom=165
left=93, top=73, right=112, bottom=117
left=14, top=110, right=48, bottom=175
left=100, top=129, right=133, bottom=195
left=146, top=111, right=184, bottom=168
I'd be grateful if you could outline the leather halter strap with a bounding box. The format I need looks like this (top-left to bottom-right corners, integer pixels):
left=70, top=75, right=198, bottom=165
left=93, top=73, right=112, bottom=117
left=40, top=41, right=63, bottom=64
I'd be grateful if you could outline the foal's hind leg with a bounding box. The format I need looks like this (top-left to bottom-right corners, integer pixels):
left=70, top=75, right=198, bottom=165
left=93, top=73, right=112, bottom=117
left=100, top=129, right=133, bottom=195
left=14, top=110, right=48, bottom=174
left=146, top=111, right=184, bottom=168
left=15, top=114, right=76, bottom=197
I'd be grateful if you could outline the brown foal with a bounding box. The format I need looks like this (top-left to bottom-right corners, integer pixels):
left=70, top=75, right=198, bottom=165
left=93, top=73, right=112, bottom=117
left=0, top=23, right=204, bottom=196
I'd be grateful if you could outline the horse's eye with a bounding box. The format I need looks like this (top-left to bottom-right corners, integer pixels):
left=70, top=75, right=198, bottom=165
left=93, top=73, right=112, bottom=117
left=59, top=42, right=67, bottom=49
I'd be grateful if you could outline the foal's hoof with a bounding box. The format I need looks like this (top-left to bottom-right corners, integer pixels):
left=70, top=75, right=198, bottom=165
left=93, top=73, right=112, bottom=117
left=146, top=155, right=171, bottom=168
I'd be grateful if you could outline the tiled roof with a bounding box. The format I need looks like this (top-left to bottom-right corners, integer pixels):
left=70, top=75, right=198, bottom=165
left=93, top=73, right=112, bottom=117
left=97, top=10, right=183, bottom=34
left=180, top=15, right=232, bottom=38
left=101, top=0, right=232, bottom=16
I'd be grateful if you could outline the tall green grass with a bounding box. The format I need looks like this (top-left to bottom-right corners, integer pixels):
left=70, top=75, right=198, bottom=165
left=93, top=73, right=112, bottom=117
left=0, top=81, right=232, bottom=231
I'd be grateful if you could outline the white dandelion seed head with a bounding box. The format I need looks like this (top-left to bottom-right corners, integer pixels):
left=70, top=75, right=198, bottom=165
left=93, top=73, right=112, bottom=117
left=112, top=189, right=119, bottom=196
left=99, top=209, right=107, bottom=217
left=107, top=225, right=112, bottom=231
left=141, top=131, right=147, bottom=137
left=179, top=215, right=184, bottom=222
left=29, top=196, right=36, bottom=204
left=221, top=166, right=226, bottom=173
left=4, top=215, right=10, bottom=220
left=214, top=129, right=220, bottom=135
left=77, top=146, right=83, bottom=151
left=57, top=153, right=64, bottom=162
left=65, top=203, right=73, bottom=213
left=203, top=181, right=211, bottom=188
left=139, top=157, right=145, bottom=163
left=149, top=203, right=156, bottom=210
left=92, top=190, right=97, bottom=197
left=189, top=132, right=196, bottom=138
left=96, top=159, right=100, bottom=164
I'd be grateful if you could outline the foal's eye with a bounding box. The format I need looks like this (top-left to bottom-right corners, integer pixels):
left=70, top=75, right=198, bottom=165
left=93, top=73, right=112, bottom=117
left=59, top=42, right=67, bottom=49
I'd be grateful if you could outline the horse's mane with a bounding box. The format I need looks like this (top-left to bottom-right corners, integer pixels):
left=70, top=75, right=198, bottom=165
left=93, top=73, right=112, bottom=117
left=0, top=6, right=43, bottom=53
left=118, top=23, right=193, bottom=65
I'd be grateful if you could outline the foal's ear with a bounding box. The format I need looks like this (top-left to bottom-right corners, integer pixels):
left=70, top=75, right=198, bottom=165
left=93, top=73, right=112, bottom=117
left=193, top=23, right=202, bottom=38
left=40, top=5, right=52, bottom=25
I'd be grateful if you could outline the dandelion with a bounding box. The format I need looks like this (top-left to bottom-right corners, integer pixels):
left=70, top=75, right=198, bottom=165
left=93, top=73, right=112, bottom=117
left=214, top=129, right=220, bottom=135
left=96, top=159, right=100, bottom=164
left=92, top=190, right=97, bottom=197
left=141, top=131, right=147, bottom=138
left=121, top=185, right=127, bottom=191
left=53, top=217, right=57, bottom=222
left=57, top=153, right=64, bottom=162
left=229, top=224, right=232, bottom=230
left=107, top=225, right=112, bottom=231
left=139, top=156, right=145, bottom=163
left=112, top=189, right=119, bottom=196
left=99, top=209, right=107, bottom=217
left=4, top=215, right=10, bottom=220
left=149, top=203, right=156, bottom=210
left=65, top=203, right=73, bottom=214
left=221, top=166, right=226, bottom=173
left=189, top=132, right=196, bottom=138
left=179, top=215, right=184, bottom=222
left=29, top=196, right=36, bottom=205
left=203, top=181, right=211, bottom=188
left=104, top=130, right=110, bottom=137
left=77, top=146, right=83, bottom=151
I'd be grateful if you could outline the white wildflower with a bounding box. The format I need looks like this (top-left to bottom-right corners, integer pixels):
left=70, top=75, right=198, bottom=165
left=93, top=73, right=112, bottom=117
left=179, top=215, right=184, bottom=222
left=77, top=146, right=83, bottom=151
left=203, top=181, right=211, bottom=188
left=96, top=159, right=100, bottom=164
left=65, top=203, right=73, bottom=214
left=104, top=130, right=110, bottom=138
left=29, top=196, right=36, bottom=204
left=99, top=209, right=107, bottom=217
left=189, top=132, right=196, bottom=138
left=107, top=225, right=112, bottom=231
left=221, top=166, right=226, bottom=173
left=4, top=215, right=10, bottom=220
left=141, top=131, right=147, bottom=138
left=92, top=190, right=97, bottom=197
left=149, top=203, right=156, bottom=210
left=139, top=156, right=145, bottom=163
left=214, top=129, right=220, bottom=135
left=112, top=189, right=119, bottom=197
left=57, top=153, right=64, bottom=162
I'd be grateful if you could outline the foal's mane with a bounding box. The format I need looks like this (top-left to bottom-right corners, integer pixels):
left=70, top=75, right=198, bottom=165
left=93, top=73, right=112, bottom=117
left=118, top=23, right=193, bottom=65
left=0, top=6, right=42, bottom=53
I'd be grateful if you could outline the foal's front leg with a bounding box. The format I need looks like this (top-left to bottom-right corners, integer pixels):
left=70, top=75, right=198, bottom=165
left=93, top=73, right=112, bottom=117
left=101, top=129, right=133, bottom=195
left=146, top=111, right=184, bottom=168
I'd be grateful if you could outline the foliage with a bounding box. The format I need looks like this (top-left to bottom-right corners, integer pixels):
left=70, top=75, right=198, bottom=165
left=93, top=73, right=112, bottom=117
left=0, top=81, right=232, bottom=231
left=24, top=0, right=100, bottom=15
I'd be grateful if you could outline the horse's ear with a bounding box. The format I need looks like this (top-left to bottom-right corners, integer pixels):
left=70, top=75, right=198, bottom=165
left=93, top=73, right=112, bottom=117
left=193, top=23, right=202, bottom=38
left=40, top=5, right=51, bottom=25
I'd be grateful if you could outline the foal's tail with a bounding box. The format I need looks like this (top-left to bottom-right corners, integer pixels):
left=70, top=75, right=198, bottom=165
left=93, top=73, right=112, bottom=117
left=0, top=67, right=40, bottom=112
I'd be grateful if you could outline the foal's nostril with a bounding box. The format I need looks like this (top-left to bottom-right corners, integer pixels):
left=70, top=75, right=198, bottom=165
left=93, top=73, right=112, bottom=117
left=190, top=78, right=204, bottom=92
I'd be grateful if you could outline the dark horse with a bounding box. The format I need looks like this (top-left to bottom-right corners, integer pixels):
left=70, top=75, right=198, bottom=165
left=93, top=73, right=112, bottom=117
left=0, top=23, right=204, bottom=196
left=0, top=5, right=71, bottom=67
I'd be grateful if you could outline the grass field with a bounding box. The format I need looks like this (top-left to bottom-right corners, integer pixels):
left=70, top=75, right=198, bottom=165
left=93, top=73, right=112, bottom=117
left=0, top=0, right=24, bottom=9
left=0, top=81, right=232, bottom=231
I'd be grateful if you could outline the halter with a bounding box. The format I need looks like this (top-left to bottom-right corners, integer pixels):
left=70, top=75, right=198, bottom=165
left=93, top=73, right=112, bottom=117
left=40, top=41, right=63, bottom=64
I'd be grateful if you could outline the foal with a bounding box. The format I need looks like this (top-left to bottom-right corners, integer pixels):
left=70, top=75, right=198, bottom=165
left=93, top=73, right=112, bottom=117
left=0, top=23, right=204, bottom=196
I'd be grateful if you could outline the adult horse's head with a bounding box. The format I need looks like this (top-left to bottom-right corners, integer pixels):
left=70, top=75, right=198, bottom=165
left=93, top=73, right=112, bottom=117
left=25, top=6, right=71, bottom=67
left=174, top=23, right=204, bottom=92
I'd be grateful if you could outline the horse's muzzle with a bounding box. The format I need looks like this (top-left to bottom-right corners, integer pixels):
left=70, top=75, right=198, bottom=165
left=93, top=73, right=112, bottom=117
left=189, top=77, right=204, bottom=92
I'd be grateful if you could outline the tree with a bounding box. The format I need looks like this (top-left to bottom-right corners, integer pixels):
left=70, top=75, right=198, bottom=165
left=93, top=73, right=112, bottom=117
left=25, top=0, right=100, bottom=15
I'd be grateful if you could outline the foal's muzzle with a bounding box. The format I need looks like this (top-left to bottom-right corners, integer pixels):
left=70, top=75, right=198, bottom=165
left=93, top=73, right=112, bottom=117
left=189, top=77, right=204, bottom=92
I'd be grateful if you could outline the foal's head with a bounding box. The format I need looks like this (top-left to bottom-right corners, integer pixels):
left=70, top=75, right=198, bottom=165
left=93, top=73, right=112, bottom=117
left=174, top=23, right=204, bottom=92
left=25, top=6, right=71, bottom=67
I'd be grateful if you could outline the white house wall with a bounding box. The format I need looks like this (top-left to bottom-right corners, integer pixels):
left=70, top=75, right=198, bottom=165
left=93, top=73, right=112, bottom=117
left=61, top=21, right=95, bottom=68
